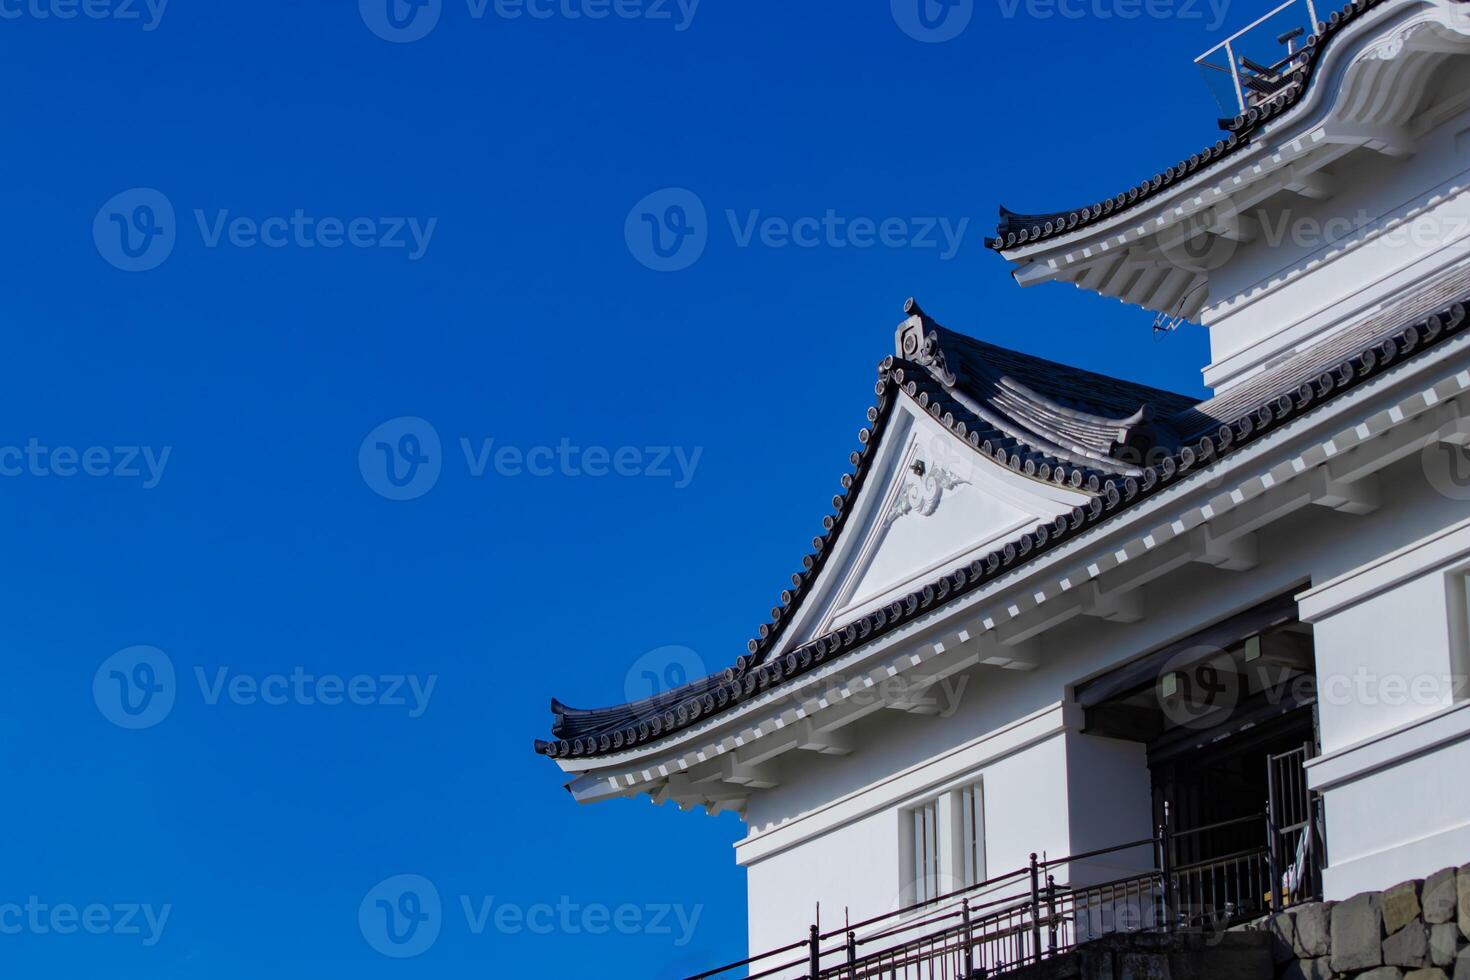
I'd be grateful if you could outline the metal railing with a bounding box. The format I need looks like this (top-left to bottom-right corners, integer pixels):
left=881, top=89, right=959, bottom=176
left=1195, top=0, right=1321, bottom=115
left=685, top=807, right=1323, bottom=980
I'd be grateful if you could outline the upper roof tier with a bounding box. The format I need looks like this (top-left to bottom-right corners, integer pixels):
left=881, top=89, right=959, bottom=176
left=985, top=0, right=1389, bottom=255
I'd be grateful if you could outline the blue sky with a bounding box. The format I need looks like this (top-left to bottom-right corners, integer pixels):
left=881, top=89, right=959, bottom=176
left=0, top=0, right=1236, bottom=975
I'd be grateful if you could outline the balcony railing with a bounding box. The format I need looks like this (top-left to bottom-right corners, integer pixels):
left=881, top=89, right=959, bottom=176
left=1196, top=0, right=1322, bottom=116
left=684, top=805, right=1323, bottom=980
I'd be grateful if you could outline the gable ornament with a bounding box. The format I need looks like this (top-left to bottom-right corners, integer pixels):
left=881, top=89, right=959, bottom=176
left=884, top=458, right=971, bottom=528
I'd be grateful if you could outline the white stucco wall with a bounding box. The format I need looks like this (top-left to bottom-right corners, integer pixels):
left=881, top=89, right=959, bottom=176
left=1203, top=82, right=1470, bottom=391
left=1301, top=506, right=1470, bottom=897
left=736, top=448, right=1470, bottom=956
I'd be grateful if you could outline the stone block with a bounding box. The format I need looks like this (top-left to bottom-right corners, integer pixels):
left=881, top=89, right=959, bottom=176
left=1455, top=946, right=1470, bottom=980
left=1458, top=865, right=1470, bottom=940
left=1386, top=922, right=1430, bottom=969
left=1458, top=869, right=1470, bottom=940
left=1281, top=956, right=1333, bottom=980
left=1266, top=913, right=1298, bottom=964
left=1387, top=883, right=1426, bottom=935
left=1424, top=869, right=1457, bottom=926
left=1359, top=968, right=1405, bottom=980
left=1333, top=892, right=1386, bottom=973
left=1294, top=902, right=1335, bottom=958
left=1431, top=923, right=1464, bottom=969
left=1405, top=969, right=1450, bottom=980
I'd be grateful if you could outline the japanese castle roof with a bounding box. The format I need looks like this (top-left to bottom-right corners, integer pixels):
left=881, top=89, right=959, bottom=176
left=537, top=277, right=1470, bottom=760
left=985, top=0, right=1393, bottom=253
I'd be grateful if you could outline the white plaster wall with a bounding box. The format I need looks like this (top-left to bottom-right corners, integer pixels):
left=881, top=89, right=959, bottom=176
left=742, top=730, right=1072, bottom=974
left=1300, top=485, right=1470, bottom=898
left=1063, top=732, right=1155, bottom=884
left=1311, top=570, right=1459, bottom=746
left=1203, top=92, right=1470, bottom=391
left=1309, top=703, right=1470, bottom=897
left=744, top=805, right=904, bottom=965
left=737, top=447, right=1470, bottom=957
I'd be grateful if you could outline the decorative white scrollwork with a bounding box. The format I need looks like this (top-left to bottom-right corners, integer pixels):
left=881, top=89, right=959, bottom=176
left=884, top=457, right=970, bottom=528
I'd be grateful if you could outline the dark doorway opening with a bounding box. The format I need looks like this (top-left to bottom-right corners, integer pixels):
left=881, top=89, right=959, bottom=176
left=1077, top=594, right=1325, bottom=924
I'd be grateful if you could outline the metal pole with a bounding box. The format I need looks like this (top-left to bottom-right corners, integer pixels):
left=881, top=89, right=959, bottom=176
left=1159, top=801, right=1175, bottom=930
left=845, top=930, right=856, bottom=979
left=1266, top=797, right=1282, bottom=915
left=809, top=923, right=820, bottom=980
left=1225, top=39, right=1246, bottom=114
left=1047, top=875, right=1059, bottom=954
left=962, top=898, right=975, bottom=978
left=1029, top=853, right=1042, bottom=963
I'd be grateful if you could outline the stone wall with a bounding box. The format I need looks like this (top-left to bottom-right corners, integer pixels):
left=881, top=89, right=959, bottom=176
left=1243, top=866, right=1470, bottom=980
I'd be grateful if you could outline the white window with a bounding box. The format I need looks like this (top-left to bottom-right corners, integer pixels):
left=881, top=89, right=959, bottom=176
left=910, top=799, right=941, bottom=904
left=960, top=781, right=986, bottom=887
left=906, top=780, right=985, bottom=906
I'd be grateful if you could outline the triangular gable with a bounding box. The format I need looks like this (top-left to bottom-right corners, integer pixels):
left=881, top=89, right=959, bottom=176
left=775, top=394, right=1093, bottom=652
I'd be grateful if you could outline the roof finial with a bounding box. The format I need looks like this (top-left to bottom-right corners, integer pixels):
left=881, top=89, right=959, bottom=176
left=903, top=296, right=927, bottom=320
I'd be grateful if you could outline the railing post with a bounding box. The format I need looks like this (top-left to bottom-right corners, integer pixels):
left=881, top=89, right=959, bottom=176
left=1306, top=795, right=1321, bottom=900
left=1029, top=853, right=1043, bottom=963
left=809, top=923, right=821, bottom=980
left=1046, top=874, right=1059, bottom=954
left=1158, top=802, right=1175, bottom=930
left=846, top=929, right=857, bottom=979
left=962, top=898, right=975, bottom=978
left=1266, top=798, right=1282, bottom=915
